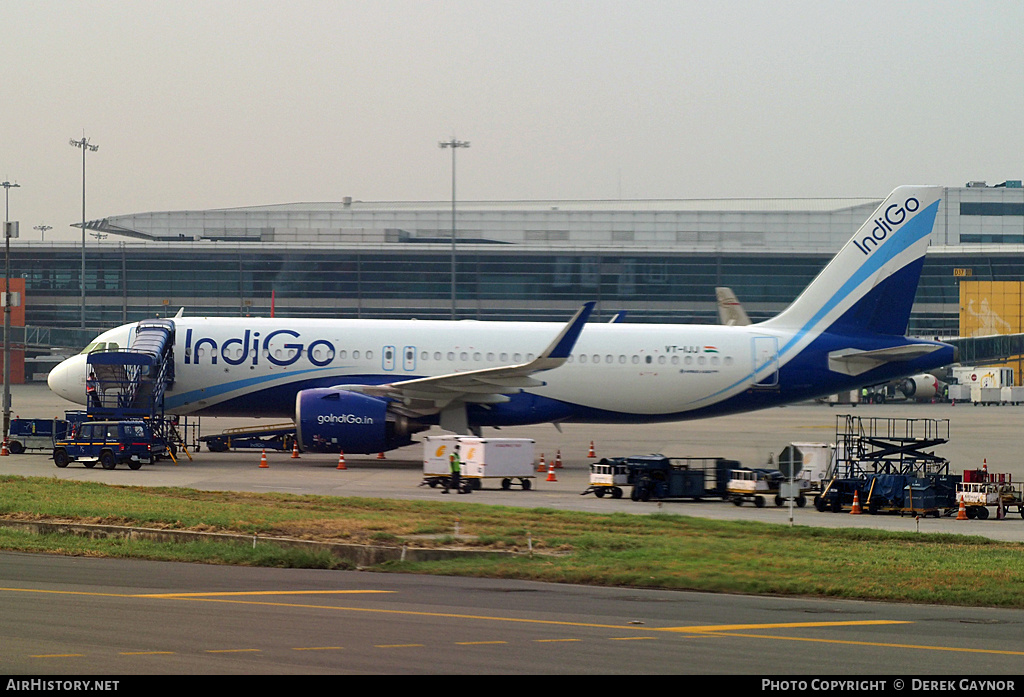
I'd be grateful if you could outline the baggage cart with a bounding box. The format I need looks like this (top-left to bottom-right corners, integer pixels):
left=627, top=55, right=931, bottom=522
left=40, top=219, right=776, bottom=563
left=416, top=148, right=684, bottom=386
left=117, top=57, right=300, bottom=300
left=7, top=418, right=69, bottom=454
left=421, top=435, right=535, bottom=491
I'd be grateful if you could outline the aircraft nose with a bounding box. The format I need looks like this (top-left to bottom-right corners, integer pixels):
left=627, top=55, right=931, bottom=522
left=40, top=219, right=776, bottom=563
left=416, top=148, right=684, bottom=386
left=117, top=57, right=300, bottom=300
left=47, top=357, right=80, bottom=403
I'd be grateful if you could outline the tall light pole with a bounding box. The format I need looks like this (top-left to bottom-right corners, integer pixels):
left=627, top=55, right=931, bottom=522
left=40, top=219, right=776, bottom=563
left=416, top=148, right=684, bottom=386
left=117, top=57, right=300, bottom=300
left=33, top=224, right=51, bottom=242
left=70, top=135, right=99, bottom=329
left=2, top=180, right=20, bottom=445
left=438, top=138, right=469, bottom=320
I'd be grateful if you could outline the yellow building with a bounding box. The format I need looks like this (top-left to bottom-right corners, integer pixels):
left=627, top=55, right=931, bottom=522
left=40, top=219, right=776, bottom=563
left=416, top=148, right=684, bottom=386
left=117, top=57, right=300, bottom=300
left=959, top=281, right=1024, bottom=383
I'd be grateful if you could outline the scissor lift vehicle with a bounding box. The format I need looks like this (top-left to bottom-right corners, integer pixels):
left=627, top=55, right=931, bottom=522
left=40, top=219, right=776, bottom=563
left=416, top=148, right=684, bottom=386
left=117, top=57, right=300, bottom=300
left=816, top=415, right=956, bottom=513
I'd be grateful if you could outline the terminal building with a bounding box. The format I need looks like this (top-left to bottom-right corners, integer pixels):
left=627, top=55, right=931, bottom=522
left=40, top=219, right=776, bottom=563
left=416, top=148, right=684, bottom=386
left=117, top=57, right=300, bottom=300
left=11, top=180, right=1024, bottom=343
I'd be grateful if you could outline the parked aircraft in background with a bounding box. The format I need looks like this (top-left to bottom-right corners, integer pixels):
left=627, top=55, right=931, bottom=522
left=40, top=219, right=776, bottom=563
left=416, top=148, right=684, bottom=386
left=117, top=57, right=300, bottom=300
left=715, top=287, right=751, bottom=326
left=49, top=186, right=956, bottom=453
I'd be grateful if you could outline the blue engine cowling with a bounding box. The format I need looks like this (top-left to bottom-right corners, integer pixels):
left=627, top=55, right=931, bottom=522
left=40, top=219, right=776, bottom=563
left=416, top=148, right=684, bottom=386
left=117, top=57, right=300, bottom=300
left=295, top=388, right=421, bottom=454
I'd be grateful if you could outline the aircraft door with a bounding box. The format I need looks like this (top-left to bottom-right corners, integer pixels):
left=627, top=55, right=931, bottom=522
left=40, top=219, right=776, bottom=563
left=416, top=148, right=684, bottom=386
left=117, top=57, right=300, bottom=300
left=382, top=345, right=396, bottom=371
left=751, top=336, right=779, bottom=388
left=403, top=346, right=416, bottom=371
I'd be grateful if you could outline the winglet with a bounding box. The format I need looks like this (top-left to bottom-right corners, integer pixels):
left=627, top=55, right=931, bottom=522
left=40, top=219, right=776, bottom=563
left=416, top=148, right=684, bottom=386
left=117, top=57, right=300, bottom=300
left=542, top=301, right=596, bottom=360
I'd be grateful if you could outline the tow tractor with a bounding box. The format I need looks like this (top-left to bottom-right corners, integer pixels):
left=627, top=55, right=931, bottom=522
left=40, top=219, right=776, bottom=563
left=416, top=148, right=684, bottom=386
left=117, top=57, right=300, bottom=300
left=581, top=458, right=631, bottom=499
left=727, top=468, right=788, bottom=507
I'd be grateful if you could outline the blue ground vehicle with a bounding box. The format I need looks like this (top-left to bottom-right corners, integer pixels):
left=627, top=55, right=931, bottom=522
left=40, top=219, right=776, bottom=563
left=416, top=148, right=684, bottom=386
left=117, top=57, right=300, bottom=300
left=7, top=418, right=69, bottom=454
left=52, top=420, right=158, bottom=470
left=582, top=455, right=737, bottom=502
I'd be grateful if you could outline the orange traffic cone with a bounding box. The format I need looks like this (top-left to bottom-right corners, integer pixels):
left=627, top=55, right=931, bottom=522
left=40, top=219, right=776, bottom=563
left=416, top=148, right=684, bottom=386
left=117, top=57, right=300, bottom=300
left=850, top=489, right=863, bottom=515
left=587, top=441, right=596, bottom=458
left=259, top=449, right=269, bottom=468
left=957, top=496, right=968, bottom=520
left=291, top=441, right=300, bottom=459
left=546, top=460, right=558, bottom=482
left=0, top=439, right=8, bottom=456
left=337, top=451, right=347, bottom=470
left=377, top=451, right=386, bottom=460
left=537, top=453, right=546, bottom=473
left=555, top=450, right=563, bottom=469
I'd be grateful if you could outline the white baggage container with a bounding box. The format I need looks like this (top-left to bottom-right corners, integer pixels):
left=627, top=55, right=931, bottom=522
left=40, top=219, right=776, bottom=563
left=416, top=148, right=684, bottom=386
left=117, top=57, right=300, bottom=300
left=947, top=384, right=971, bottom=402
left=971, top=385, right=1002, bottom=405
left=1001, top=386, right=1024, bottom=405
left=459, top=437, right=536, bottom=489
left=422, top=435, right=461, bottom=477
left=422, top=436, right=536, bottom=490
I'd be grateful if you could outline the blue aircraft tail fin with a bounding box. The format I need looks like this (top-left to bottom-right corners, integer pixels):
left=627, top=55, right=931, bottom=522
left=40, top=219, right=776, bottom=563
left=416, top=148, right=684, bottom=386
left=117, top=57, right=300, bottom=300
left=762, top=185, right=942, bottom=339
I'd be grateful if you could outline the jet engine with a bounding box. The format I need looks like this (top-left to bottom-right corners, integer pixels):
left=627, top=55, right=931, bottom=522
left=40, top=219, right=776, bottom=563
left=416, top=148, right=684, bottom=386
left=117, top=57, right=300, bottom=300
left=295, top=388, right=426, bottom=454
left=899, top=374, right=939, bottom=400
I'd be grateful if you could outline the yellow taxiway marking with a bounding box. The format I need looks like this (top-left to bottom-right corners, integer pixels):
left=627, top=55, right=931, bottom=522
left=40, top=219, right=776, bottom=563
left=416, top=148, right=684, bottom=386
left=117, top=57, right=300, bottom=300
left=609, top=636, right=658, bottom=641
left=708, top=631, right=1024, bottom=657
left=292, top=646, right=345, bottom=651
left=31, top=654, right=85, bottom=658
left=1, top=587, right=392, bottom=599
left=535, top=638, right=582, bottom=643
left=664, top=621, right=1024, bottom=657
left=136, top=590, right=394, bottom=599
left=375, top=644, right=424, bottom=648
left=660, top=620, right=912, bottom=633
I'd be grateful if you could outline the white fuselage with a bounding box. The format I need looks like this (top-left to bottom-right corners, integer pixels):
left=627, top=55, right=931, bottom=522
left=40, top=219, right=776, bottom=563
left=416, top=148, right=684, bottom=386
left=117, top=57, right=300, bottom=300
left=49, top=316, right=781, bottom=420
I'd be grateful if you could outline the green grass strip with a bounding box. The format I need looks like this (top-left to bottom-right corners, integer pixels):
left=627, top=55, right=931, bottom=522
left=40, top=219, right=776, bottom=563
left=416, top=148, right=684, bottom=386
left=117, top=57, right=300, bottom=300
left=1, top=475, right=1023, bottom=607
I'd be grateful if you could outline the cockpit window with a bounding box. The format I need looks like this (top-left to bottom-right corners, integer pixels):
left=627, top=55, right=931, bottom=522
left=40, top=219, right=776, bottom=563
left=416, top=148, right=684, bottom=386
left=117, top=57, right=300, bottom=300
left=79, top=342, right=120, bottom=355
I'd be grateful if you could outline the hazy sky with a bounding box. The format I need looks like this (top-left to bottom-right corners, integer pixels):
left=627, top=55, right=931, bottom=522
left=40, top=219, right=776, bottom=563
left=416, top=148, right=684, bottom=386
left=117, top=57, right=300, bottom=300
left=2, top=0, right=1022, bottom=242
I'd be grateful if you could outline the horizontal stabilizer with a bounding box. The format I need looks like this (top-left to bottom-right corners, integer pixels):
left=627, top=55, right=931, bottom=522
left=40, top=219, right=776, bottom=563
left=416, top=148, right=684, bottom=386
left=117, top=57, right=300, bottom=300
left=828, top=344, right=943, bottom=376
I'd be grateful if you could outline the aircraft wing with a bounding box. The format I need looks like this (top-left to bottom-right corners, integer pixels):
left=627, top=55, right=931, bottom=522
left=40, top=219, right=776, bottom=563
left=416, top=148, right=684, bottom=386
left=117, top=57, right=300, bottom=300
left=338, top=302, right=596, bottom=417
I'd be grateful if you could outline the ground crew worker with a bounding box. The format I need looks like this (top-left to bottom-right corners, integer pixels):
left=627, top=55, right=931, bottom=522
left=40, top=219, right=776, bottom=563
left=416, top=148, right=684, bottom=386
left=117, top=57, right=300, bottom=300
left=444, top=445, right=463, bottom=494
left=86, top=372, right=101, bottom=408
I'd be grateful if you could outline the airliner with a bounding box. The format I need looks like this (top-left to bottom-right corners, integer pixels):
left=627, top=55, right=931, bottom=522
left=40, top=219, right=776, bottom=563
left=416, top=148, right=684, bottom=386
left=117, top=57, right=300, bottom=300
left=48, top=186, right=956, bottom=454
